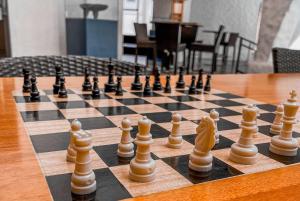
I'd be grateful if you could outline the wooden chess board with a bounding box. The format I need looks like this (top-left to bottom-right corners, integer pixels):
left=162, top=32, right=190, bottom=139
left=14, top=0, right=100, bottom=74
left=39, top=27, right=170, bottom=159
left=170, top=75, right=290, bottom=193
left=12, top=86, right=300, bottom=201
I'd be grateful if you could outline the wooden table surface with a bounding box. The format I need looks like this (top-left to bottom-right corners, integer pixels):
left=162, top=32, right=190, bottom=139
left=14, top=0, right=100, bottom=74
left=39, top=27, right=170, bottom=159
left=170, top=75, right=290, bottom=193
left=2, top=73, right=300, bottom=201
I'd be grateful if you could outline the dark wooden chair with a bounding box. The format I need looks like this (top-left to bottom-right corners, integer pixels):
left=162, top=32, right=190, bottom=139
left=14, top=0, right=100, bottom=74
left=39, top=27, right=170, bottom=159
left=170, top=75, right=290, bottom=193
left=191, top=25, right=225, bottom=73
left=220, top=32, right=239, bottom=70
left=180, top=23, right=200, bottom=74
left=154, top=22, right=186, bottom=74
left=134, top=23, right=157, bottom=73
left=272, top=48, right=300, bottom=73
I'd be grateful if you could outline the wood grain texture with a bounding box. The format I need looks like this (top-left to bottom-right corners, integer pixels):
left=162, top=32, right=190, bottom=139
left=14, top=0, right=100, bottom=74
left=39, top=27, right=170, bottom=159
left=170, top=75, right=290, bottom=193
left=1, top=73, right=300, bottom=201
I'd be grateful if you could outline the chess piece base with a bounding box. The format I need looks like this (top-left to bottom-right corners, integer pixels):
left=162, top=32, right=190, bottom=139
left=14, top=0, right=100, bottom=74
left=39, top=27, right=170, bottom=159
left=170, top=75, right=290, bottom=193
left=104, top=83, right=116, bottom=92
left=53, top=85, right=60, bottom=94
left=82, top=85, right=92, bottom=92
left=117, top=143, right=134, bottom=158
left=92, top=92, right=100, bottom=98
left=71, top=173, right=96, bottom=195
left=270, top=125, right=282, bottom=135
left=66, top=155, right=76, bottom=163
left=176, top=82, right=185, bottom=89
left=189, top=151, right=213, bottom=172
left=58, top=93, right=68, bottom=98
left=30, top=93, right=40, bottom=101
left=167, top=136, right=183, bottom=149
left=71, top=191, right=96, bottom=201
left=131, top=83, right=142, bottom=90
left=143, top=90, right=152, bottom=96
left=229, top=143, right=258, bottom=165
left=164, top=88, right=171, bottom=93
left=23, top=85, right=31, bottom=93
left=269, top=136, right=298, bottom=156
left=129, top=159, right=156, bottom=182
left=153, top=84, right=162, bottom=91
left=188, top=89, right=196, bottom=94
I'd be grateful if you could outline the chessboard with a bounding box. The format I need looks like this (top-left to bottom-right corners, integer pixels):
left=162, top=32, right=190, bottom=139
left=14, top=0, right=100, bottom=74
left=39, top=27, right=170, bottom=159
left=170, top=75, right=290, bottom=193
left=12, top=85, right=300, bottom=201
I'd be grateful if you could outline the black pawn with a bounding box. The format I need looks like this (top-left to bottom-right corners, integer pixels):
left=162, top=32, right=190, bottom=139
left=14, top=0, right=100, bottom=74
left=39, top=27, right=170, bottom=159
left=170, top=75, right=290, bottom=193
left=58, top=77, right=68, bottom=98
left=53, top=65, right=62, bottom=94
left=196, top=69, right=203, bottom=89
left=143, top=75, right=152, bottom=96
left=152, top=70, right=162, bottom=91
left=82, top=68, right=92, bottom=91
left=131, top=64, right=142, bottom=90
left=188, top=75, right=197, bottom=94
left=115, top=76, right=123, bottom=96
left=176, top=67, right=185, bottom=89
left=164, top=75, right=171, bottom=93
left=30, top=76, right=40, bottom=101
left=104, top=62, right=116, bottom=92
left=92, top=76, right=100, bottom=98
left=204, top=74, right=211, bottom=92
left=22, top=68, right=31, bottom=93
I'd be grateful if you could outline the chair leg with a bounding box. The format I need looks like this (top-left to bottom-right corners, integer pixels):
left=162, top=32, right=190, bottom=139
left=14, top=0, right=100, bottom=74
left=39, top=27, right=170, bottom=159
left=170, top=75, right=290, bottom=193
left=191, top=50, right=196, bottom=72
left=135, top=48, right=138, bottom=63
left=198, top=52, right=202, bottom=68
left=212, top=53, right=218, bottom=74
left=174, top=51, right=178, bottom=75
left=152, top=47, right=157, bottom=74
left=183, top=49, right=186, bottom=68
left=232, top=46, right=236, bottom=72
left=187, top=49, right=191, bottom=74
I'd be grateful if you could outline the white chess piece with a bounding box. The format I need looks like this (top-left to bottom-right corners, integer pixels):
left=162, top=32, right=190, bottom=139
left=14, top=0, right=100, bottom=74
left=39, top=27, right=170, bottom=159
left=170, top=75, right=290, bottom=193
left=210, top=109, right=220, bottom=144
left=269, top=90, right=299, bottom=156
left=66, top=119, right=81, bottom=162
left=71, top=129, right=96, bottom=195
left=167, top=113, right=183, bottom=148
left=117, top=117, right=134, bottom=158
left=252, top=105, right=260, bottom=138
left=129, top=116, right=156, bottom=182
left=270, top=104, right=284, bottom=135
left=189, top=116, right=216, bottom=172
left=229, top=104, right=258, bottom=165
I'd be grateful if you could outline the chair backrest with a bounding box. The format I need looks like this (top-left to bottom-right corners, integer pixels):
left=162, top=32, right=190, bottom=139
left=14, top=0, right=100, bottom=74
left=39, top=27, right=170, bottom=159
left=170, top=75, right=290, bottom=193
left=134, top=23, right=149, bottom=44
left=272, top=48, right=300, bottom=73
left=154, top=22, right=181, bottom=52
left=221, top=32, right=239, bottom=46
left=214, top=25, right=225, bottom=53
left=181, top=23, right=198, bottom=48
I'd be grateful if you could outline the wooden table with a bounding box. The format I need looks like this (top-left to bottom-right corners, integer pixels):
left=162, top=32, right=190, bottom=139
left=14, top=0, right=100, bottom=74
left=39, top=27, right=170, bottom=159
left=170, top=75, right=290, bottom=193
left=2, top=73, right=300, bottom=201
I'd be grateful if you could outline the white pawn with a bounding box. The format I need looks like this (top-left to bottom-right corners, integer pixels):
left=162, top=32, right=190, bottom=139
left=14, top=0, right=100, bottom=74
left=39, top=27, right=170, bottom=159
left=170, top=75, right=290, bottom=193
left=252, top=105, right=260, bottom=138
left=129, top=116, right=156, bottom=182
left=167, top=113, right=183, bottom=149
left=270, top=104, right=284, bottom=135
left=66, top=119, right=81, bottom=162
left=229, top=104, right=258, bottom=165
left=117, top=117, right=134, bottom=158
left=269, top=90, right=299, bottom=156
left=210, top=109, right=220, bottom=144
left=189, top=116, right=216, bottom=172
left=71, top=129, right=96, bottom=195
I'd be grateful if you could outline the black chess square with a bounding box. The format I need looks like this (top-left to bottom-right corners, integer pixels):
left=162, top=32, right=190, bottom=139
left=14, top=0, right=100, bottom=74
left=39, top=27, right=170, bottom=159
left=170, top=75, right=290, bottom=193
left=207, top=100, right=245, bottom=107
left=94, top=144, right=159, bottom=167
left=14, top=96, right=51, bottom=103
left=46, top=169, right=131, bottom=201
left=79, top=94, right=111, bottom=100
left=218, top=118, right=240, bottom=131
left=183, top=135, right=234, bottom=150
left=43, top=89, right=75, bottom=95
left=202, top=108, right=241, bottom=117
left=258, top=113, right=275, bottom=123
left=162, top=155, right=242, bottom=184
left=214, top=93, right=243, bottom=99
left=97, top=106, right=136, bottom=116
left=131, top=91, right=162, bottom=97
left=131, top=124, right=170, bottom=139
left=144, top=112, right=174, bottom=123
left=168, top=96, right=200, bottom=102
left=257, top=104, right=277, bottom=112
left=175, top=90, right=201, bottom=95
left=116, top=98, right=150, bottom=105
left=20, top=110, right=65, bottom=122
left=156, top=102, right=195, bottom=111
left=258, top=125, right=300, bottom=138
left=71, top=117, right=116, bottom=130
left=257, top=143, right=300, bottom=165
left=55, top=101, right=92, bottom=109
left=30, top=132, right=69, bottom=153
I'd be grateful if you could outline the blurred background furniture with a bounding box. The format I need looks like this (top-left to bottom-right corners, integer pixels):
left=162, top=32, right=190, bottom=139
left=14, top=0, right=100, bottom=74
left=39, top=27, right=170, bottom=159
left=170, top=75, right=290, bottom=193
left=272, top=48, right=300, bottom=73
left=220, top=32, right=239, bottom=70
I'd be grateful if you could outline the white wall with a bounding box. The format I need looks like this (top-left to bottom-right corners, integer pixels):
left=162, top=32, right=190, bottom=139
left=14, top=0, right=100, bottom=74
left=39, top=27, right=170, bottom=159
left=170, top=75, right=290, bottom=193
left=8, top=0, right=66, bottom=57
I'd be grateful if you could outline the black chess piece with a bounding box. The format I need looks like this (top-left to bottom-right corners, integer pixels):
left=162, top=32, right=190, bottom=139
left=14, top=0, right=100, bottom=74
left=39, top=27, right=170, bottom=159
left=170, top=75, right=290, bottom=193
left=164, top=75, right=171, bottom=93
left=152, top=70, right=162, bottom=91
left=92, top=76, right=100, bottom=98
left=204, top=74, right=211, bottom=92
left=30, top=76, right=40, bottom=101
left=196, top=69, right=203, bottom=89
left=115, top=76, right=123, bottom=96
left=143, top=75, right=152, bottom=96
left=58, top=77, right=68, bottom=98
left=82, top=68, right=92, bottom=91
left=188, top=75, right=197, bottom=94
left=176, top=67, right=185, bottom=89
left=22, top=68, right=31, bottom=92
left=53, top=65, right=62, bottom=94
left=104, top=61, right=116, bottom=92
left=131, top=64, right=142, bottom=90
